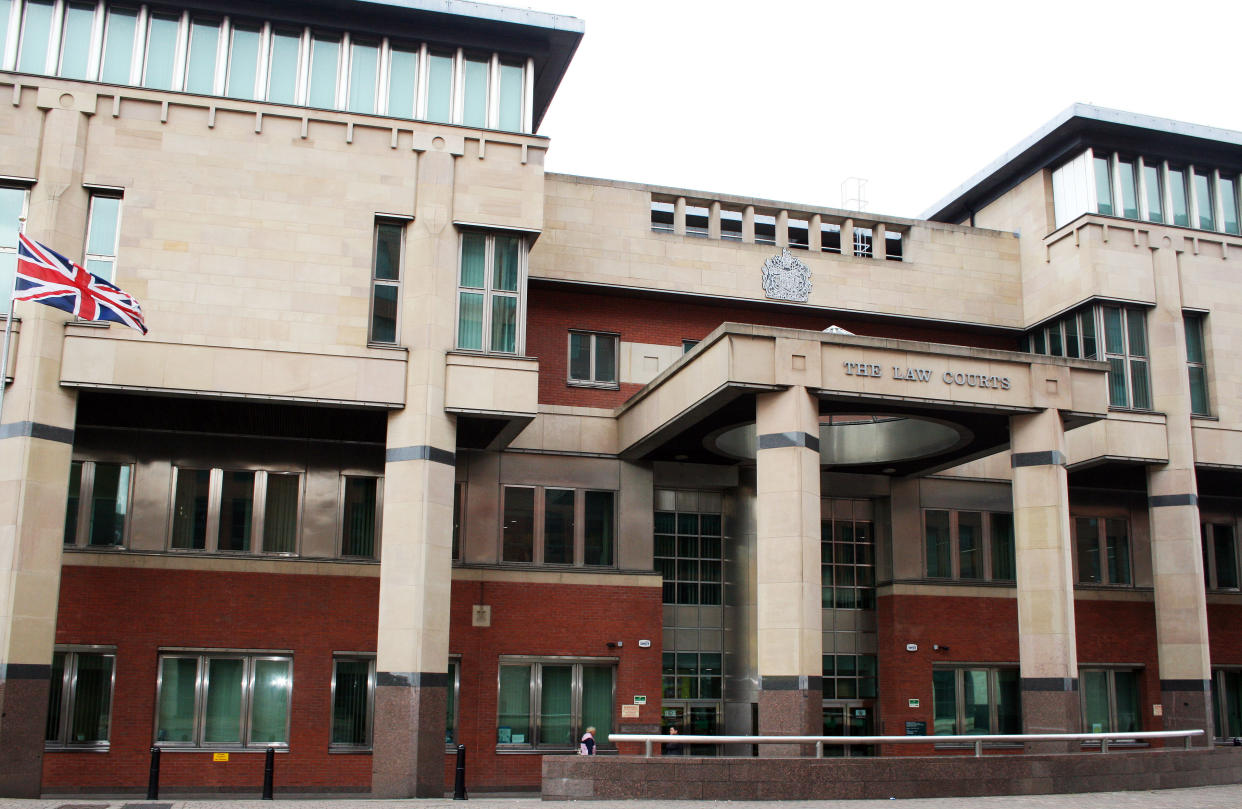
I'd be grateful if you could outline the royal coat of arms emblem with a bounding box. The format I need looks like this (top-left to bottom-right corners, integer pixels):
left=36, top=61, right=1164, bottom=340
left=760, top=248, right=812, bottom=302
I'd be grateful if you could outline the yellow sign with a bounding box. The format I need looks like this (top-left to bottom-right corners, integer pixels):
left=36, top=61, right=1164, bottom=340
left=213, top=753, right=229, bottom=762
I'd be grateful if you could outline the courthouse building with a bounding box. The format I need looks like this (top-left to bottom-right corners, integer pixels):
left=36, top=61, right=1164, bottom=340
left=0, top=0, right=1240, bottom=798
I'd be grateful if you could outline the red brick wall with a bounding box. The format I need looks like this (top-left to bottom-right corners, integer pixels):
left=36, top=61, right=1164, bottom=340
left=526, top=287, right=1018, bottom=408
left=876, top=593, right=1162, bottom=755
left=1208, top=603, right=1242, bottom=666
left=46, top=565, right=660, bottom=794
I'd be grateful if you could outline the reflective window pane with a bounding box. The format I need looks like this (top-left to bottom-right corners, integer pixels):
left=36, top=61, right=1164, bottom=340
left=89, top=463, right=130, bottom=546
left=1077, top=517, right=1101, bottom=583
left=498, top=61, right=523, bottom=131
left=490, top=294, right=516, bottom=353
left=457, top=291, right=483, bottom=350
left=925, top=510, right=951, bottom=577
left=331, top=658, right=371, bottom=745
left=1093, top=156, right=1113, bottom=216
left=538, top=665, right=573, bottom=745
left=594, top=334, right=617, bottom=383
left=341, top=477, right=377, bottom=557
left=226, top=26, right=261, bottom=100
left=370, top=283, right=397, bottom=343
left=64, top=460, right=82, bottom=545
left=493, top=235, right=519, bottom=291
left=171, top=469, right=210, bottom=550
left=462, top=56, right=488, bottom=127
left=203, top=658, right=244, bottom=743
left=1143, top=163, right=1163, bottom=223
left=217, top=470, right=254, bottom=552
left=347, top=42, right=379, bottom=114
left=1169, top=167, right=1189, bottom=227
left=374, top=223, right=401, bottom=280
left=70, top=653, right=114, bottom=744
left=100, top=7, right=137, bottom=84
left=459, top=233, right=485, bottom=288
left=1118, top=159, right=1138, bottom=219
left=583, top=491, right=614, bottom=566
left=568, top=332, right=590, bottom=381
left=1221, top=177, right=1239, bottom=235
left=262, top=474, right=299, bottom=554
left=581, top=665, right=613, bottom=741
left=17, top=0, right=54, bottom=74
left=58, top=3, right=96, bottom=80
left=250, top=659, right=291, bottom=744
left=387, top=48, right=417, bottom=118
left=1105, top=519, right=1130, bottom=585
left=308, top=36, right=339, bottom=108
left=143, top=14, right=180, bottom=90
left=1125, top=309, right=1146, bottom=356
left=932, top=669, right=957, bottom=735
left=426, top=52, right=453, bottom=123
left=543, top=488, right=574, bottom=564
left=502, top=487, right=534, bottom=563
left=990, top=513, right=1015, bottom=581
left=1214, top=525, right=1238, bottom=590
left=1082, top=670, right=1109, bottom=733
left=497, top=665, right=530, bottom=743
left=1194, top=170, right=1215, bottom=230
left=86, top=196, right=121, bottom=257
left=156, top=657, right=199, bottom=742
left=185, top=20, right=221, bottom=95
left=958, top=511, right=981, bottom=579
left=267, top=31, right=301, bottom=104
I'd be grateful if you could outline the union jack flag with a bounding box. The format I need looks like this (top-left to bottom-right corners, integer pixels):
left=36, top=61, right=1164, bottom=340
left=14, top=234, right=147, bottom=335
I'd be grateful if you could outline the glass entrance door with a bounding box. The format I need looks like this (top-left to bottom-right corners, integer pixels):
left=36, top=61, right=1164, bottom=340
left=822, top=704, right=874, bottom=757
left=662, top=702, right=720, bottom=755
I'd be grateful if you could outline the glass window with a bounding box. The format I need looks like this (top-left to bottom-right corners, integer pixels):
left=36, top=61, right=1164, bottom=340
left=1142, top=162, right=1163, bottom=223
left=225, top=25, right=261, bottom=100
left=656, top=502, right=722, bottom=605
left=720, top=208, right=743, bottom=241
left=567, top=331, right=618, bottom=387
left=46, top=648, right=115, bottom=749
left=156, top=652, right=292, bottom=748
left=924, top=510, right=951, bottom=578
left=1094, top=155, right=1113, bottom=216
left=1101, top=306, right=1150, bottom=410
left=1193, top=169, right=1216, bottom=230
left=171, top=467, right=211, bottom=550
left=0, top=185, right=29, bottom=308
left=1116, top=159, right=1138, bottom=219
left=217, top=470, right=255, bottom=552
left=462, top=55, right=488, bottom=127
left=822, top=507, right=875, bottom=610
left=1203, top=523, right=1239, bottom=591
left=1081, top=669, right=1140, bottom=734
left=925, top=510, right=1013, bottom=582
left=754, top=213, right=775, bottom=246
left=685, top=205, right=709, bottom=238
left=446, top=658, right=460, bottom=745
left=426, top=51, right=453, bottom=123
left=1221, top=176, right=1240, bottom=236
left=17, top=0, right=53, bottom=74
left=143, top=13, right=180, bottom=90
left=347, top=41, right=379, bottom=114
left=1076, top=516, right=1130, bottom=586
left=497, top=60, right=524, bottom=131
left=787, top=218, right=808, bottom=249
left=933, top=667, right=1020, bottom=736
left=184, top=19, right=221, bottom=95
left=100, top=6, right=138, bottom=84
left=958, top=511, right=982, bottom=579
left=169, top=468, right=305, bottom=555
left=266, top=30, right=301, bottom=105
left=821, top=222, right=841, bottom=253
left=307, top=35, right=340, bottom=108
left=386, top=47, right=418, bottom=119
left=341, top=476, right=380, bottom=558
left=650, top=200, right=674, bottom=233
left=502, top=486, right=534, bottom=563
left=583, top=491, right=614, bottom=567
left=456, top=232, right=525, bottom=354
left=543, top=488, right=574, bottom=565
left=497, top=659, right=614, bottom=749
left=262, top=473, right=299, bottom=554
left=885, top=231, right=903, bottom=261
left=1212, top=668, right=1242, bottom=739
left=451, top=481, right=464, bottom=561
left=1168, top=167, right=1189, bottom=227
left=990, top=513, right=1015, bottom=581
left=57, top=2, right=95, bottom=80
left=64, top=460, right=131, bottom=547
left=370, top=220, right=402, bottom=343
left=84, top=194, right=121, bottom=282
left=331, top=655, right=374, bottom=749
left=1184, top=313, right=1208, bottom=416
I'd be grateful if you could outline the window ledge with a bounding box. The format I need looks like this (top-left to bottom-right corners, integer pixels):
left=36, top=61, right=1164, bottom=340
left=1190, top=414, right=1219, bottom=421
left=153, top=746, right=290, bottom=753
left=567, top=380, right=620, bottom=390
left=44, top=745, right=110, bottom=753
left=329, top=747, right=372, bottom=754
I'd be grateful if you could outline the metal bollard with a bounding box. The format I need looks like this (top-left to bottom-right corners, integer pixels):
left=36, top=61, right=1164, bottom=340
left=453, top=744, right=468, bottom=800
left=262, top=746, right=275, bottom=800
left=146, top=746, right=161, bottom=800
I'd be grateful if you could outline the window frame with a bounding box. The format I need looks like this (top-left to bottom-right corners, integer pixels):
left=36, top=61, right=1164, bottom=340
left=500, top=485, right=616, bottom=568
left=339, top=473, right=383, bottom=560
left=931, top=665, right=1021, bottom=737
left=0, top=184, right=30, bottom=305
left=1184, top=312, right=1210, bottom=417
left=454, top=230, right=527, bottom=355
left=495, top=656, right=616, bottom=751
left=1079, top=667, right=1142, bottom=735
left=368, top=217, right=406, bottom=345
left=329, top=653, right=375, bottom=751
left=921, top=509, right=1016, bottom=582
left=153, top=650, right=294, bottom=749
left=46, top=645, right=117, bottom=751
left=83, top=190, right=123, bottom=283
left=64, top=458, right=133, bottom=548
left=1201, top=520, right=1240, bottom=591
left=446, top=655, right=460, bottom=748
left=167, top=466, right=304, bottom=556
left=1073, top=515, right=1132, bottom=586
left=566, top=330, right=619, bottom=389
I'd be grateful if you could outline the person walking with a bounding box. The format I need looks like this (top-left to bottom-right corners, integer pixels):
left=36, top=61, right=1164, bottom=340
left=579, top=726, right=597, bottom=755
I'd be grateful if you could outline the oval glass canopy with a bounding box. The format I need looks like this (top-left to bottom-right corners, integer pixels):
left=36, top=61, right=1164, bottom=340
left=709, top=415, right=972, bottom=466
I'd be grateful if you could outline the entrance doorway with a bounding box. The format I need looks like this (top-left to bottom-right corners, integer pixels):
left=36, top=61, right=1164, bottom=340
left=662, top=703, right=721, bottom=756
left=822, top=704, right=874, bottom=757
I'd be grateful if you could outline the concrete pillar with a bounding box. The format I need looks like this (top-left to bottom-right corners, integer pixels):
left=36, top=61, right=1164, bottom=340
left=808, top=214, right=822, bottom=251
left=673, top=197, right=686, bottom=236
left=873, top=223, right=886, bottom=260
left=1009, top=408, right=1080, bottom=749
left=742, top=205, right=755, bottom=244
left=0, top=100, right=91, bottom=797
left=1145, top=240, right=1212, bottom=742
left=841, top=218, right=854, bottom=256
left=776, top=210, right=789, bottom=248
left=708, top=201, right=722, bottom=240
left=371, top=147, right=458, bottom=797
left=754, top=386, right=822, bottom=751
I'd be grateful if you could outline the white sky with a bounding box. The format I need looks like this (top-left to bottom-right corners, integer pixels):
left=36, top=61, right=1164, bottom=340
left=516, top=0, right=1242, bottom=219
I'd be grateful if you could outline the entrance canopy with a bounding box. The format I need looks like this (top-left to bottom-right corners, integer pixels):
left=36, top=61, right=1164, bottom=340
left=616, top=324, right=1110, bottom=476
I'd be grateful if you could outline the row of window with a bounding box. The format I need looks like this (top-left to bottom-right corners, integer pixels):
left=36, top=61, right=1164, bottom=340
left=650, top=200, right=903, bottom=260
left=500, top=486, right=616, bottom=567
left=50, top=648, right=617, bottom=752
left=1088, top=150, right=1239, bottom=234
left=1, top=1, right=530, bottom=130
left=64, top=460, right=382, bottom=558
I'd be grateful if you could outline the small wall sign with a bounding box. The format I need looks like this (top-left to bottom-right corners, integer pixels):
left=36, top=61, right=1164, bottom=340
left=908, top=698, right=920, bottom=708
left=621, top=704, right=640, bottom=718
left=633, top=695, right=647, bottom=705
left=213, top=752, right=229, bottom=762
left=1153, top=704, right=1163, bottom=716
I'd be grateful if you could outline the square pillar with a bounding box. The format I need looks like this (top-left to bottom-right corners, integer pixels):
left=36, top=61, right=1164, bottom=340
left=1009, top=408, right=1080, bottom=749
left=754, top=387, right=822, bottom=752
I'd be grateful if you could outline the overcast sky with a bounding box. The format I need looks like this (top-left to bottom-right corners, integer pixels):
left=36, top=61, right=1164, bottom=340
left=516, top=0, right=1242, bottom=219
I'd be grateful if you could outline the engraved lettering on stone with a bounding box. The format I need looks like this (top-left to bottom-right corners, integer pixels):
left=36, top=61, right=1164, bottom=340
left=761, top=248, right=812, bottom=302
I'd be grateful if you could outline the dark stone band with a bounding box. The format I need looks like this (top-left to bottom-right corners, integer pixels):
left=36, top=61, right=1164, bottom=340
left=1, top=663, right=52, bottom=680
left=377, top=671, right=450, bottom=688
left=760, top=675, right=823, bottom=691
left=1011, top=450, right=1066, bottom=468
left=1021, top=677, right=1078, bottom=692
left=1149, top=493, right=1198, bottom=508
left=0, top=421, right=75, bottom=444
left=1160, top=678, right=1212, bottom=692
left=757, top=432, right=820, bottom=452
left=385, top=445, right=456, bottom=466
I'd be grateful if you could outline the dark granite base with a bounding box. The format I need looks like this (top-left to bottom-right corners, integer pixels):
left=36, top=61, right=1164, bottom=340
left=0, top=674, right=51, bottom=797
left=370, top=680, right=447, bottom=798
left=757, top=687, right=820, bottom=757
left=1021, top=686, right=1081, bottom=753
left=543, top=747, right=1242, bottom=801
left=1161, top=683, right=1214, bottom=747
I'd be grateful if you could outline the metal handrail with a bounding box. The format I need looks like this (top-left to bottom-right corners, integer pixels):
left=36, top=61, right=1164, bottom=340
left=609, top=729, right=1205, bottom=758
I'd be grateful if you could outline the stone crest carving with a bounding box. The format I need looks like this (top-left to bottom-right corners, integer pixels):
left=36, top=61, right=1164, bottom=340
left=760, top=248, right=812, bottom=302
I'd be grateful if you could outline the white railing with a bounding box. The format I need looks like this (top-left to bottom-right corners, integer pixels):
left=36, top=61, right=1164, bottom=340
left=609, top=730, right=1205, bottom=758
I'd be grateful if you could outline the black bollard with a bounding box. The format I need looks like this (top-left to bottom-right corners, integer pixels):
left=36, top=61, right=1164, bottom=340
left=262, top=746, right=275, bottom=800
left=146, top=746, right=161, bottom=800
left=452, top=743, right=467, bottom=800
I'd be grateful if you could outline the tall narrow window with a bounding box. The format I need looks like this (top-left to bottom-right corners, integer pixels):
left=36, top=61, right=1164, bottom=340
left=1142, top=162, right=1163, bottom=223
left=446, top=658, right=460, bottom=745
left=925, top=510, right=951, bottom=578
left=821, top=222, right=841, bottom=254
left=64, top=460, right=132, bottom=547
left=1194, top=169, right=1216, bottom=230
left=583, top=491, right=614, bottom=567
left=185, top=19, right=221, bottom=95
left=543, top=488, right=574, bottom=564
left=1212, top=668, right=1242, bottom=739
left=1202, top=523, right=1238, bottom=591
left=1184, top=313, right=1209, bottom=416
left=17, top=0, right=54, bottom=74
left=1102, top=306, right=1150, bottom=409
left=462, top=55, right=488, bottom=127
left=341, top=476, right=380, bottom=558
left=0, top=186, right=28, bottom=299
left=754, top=213, right=775, bottom=246
left=370, top=221, right=402, bottom=344
left=567, top=331, right=618, bottom=387
left=957, top=511, right=982, bottom=579
left=46, top=647, right=116, bottom=749
left=497, top=60, right=524, bottom=130
left=457, top=232, right=525, bottom=354
left=1220, top=176, right=1240, bottom=235
left=330, top=655, right=375, bottom=749
left=347, top=40, right=380, bottom=114
left=426, top=51, right=453, bottom=123
left=57, top=2, right=95, bottom=80
left=98, top=6, right=138, bottom=84
left=990, top=513, right=1015, bottom=581
left=1076, top=517, right=1130, bottom=585
left=225, top=25, right=261, bottom=100
left=1093, top=155, right=1114, bottom=215
left=307, top=35, right=340, bottom=108
left=386, top=47, right=418, bottom=119
left=262, top=473, right=299, bottom=554
left=217, top=470, right=255, bottom=552
left=266, top=30, right=301, bottom=104
left=501, top=486, right=535, bottom=563
left=1168, top=167, right=1190, bottom=227
left=84, top=194, right=121, bottom=282
left=171, top=468, right=211, bottom=550
left=1117, top=159, right=1138, bottom=219
left=143, top=13, right=180, bottom=90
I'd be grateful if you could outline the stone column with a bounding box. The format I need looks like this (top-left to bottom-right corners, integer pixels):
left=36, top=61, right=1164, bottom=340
left=0, top=97, right=92, bottom=797
left=1145, top=239, right=1212, bottom=742
left=754, top=386, right=822, bottom=752
left=371, top=147, right=458, bottom=797
left=841, top=218, right=854, bottom=256
left=1009, top=408, right=1080, bottom=749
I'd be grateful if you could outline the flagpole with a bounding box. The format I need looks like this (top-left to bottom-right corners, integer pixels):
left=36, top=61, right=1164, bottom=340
left=0, top=216, right=25, bottom=425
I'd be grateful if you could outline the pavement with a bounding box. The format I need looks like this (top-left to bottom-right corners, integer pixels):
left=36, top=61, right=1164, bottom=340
left=1, top=785, right=1242, bottom=809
